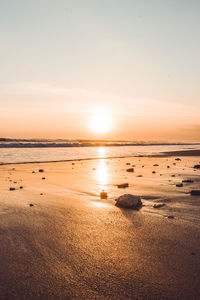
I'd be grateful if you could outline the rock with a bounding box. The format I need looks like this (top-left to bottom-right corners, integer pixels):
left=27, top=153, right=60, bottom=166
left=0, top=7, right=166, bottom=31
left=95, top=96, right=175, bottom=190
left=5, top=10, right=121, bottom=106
left=168, top=215, right=174, bottom=219
left=115, top=194, right=142, bottom=209
left=176, top=183, right=183, bottom=187
left=19, top=186, right=23, bottom=189
left=194, top=165, right=200, bottom=169
left=171, top=175, right=176, bottom=177
left=153, top=203, right=165, bottom=208
left=100, top=190, right=107, bottom=199
left=175, top=158, right=181, bottom=161
left=9, top=187, right=15, bottom=191
left=153, top=164, right=159, bottom=166
left=137, top=175, right=143, bottom=177
left=126, top=163, right=131, bottom=165
left=29, top=204, right=34, bottom=207
left=117, top=183, right=129, bottom=188
left=39, top=169, right=44, bottom=172
left=191, top=190, right=200, bottom=196
left=42, top=177, right=45, bottom=180
left=152, top=171, right=156, bottom=174
left=126, top=168, right=134, bottom=172
left=167, top=166, right=170, bottom=168
left=182, top=179, right=193, bottom=183
left=32, top=171, right=35, bottom=173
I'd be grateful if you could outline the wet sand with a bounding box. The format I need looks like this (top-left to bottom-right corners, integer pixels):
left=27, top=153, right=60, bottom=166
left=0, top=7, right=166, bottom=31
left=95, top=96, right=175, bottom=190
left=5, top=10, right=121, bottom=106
left=0, top=153, right=200, bottom=299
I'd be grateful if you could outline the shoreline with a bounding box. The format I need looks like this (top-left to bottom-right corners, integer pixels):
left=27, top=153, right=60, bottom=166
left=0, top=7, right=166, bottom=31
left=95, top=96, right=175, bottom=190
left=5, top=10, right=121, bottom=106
left=1, top=149, right=200, bottom=166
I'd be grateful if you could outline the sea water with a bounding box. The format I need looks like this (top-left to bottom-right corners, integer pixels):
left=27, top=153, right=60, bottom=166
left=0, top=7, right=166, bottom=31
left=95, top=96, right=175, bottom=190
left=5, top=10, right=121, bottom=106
left=0, top=144, right=200, bottom=164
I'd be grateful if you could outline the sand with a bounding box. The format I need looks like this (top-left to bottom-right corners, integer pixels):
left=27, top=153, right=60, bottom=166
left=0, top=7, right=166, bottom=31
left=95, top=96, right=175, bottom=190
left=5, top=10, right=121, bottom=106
left=0, top=152, right=200, bottom=299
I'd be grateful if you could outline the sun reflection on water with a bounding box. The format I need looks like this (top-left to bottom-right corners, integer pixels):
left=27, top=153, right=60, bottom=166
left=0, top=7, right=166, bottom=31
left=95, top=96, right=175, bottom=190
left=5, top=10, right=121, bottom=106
left=97, top=146, right=106, bottom=157
left=96, top=158, right=109, bottom=191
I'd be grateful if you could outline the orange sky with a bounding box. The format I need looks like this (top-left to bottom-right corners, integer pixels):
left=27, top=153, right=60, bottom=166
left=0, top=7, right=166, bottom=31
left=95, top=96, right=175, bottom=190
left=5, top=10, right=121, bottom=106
left=0, top=1, right=200, bottom=142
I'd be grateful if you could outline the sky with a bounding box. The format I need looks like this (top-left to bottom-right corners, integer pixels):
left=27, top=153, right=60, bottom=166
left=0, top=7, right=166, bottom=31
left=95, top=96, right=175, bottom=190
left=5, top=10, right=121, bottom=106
left=0, top=0, right=200, bottom=142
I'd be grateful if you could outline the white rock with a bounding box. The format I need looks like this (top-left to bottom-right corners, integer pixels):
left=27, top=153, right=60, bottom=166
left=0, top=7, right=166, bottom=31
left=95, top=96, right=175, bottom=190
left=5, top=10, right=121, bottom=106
left=115, top=194, right=142, bottom=209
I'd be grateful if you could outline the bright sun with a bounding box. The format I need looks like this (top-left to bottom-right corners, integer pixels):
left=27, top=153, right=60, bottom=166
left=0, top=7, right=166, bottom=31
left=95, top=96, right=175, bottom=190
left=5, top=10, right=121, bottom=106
left=89, top=113, right=113, bottom=133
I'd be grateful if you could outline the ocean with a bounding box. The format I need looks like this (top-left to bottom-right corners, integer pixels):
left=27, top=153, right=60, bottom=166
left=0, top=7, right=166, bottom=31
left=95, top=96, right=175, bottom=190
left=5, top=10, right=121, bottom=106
left=0, top=142, right=200, bottom=164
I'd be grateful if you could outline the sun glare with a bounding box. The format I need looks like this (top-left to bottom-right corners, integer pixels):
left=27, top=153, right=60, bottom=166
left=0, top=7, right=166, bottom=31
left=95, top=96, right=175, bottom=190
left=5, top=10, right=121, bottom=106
left=89, top=113, right=113, bottom=133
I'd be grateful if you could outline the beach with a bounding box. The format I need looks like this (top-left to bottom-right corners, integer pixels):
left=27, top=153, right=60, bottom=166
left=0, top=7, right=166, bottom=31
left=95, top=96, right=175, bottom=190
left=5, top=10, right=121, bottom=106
left=0, top=151, right=200, bottom=299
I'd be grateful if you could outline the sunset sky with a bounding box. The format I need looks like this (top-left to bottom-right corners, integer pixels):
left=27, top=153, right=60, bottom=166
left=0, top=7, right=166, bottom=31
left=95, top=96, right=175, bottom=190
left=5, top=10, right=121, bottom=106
left=0, top=0, right=200, bottom=141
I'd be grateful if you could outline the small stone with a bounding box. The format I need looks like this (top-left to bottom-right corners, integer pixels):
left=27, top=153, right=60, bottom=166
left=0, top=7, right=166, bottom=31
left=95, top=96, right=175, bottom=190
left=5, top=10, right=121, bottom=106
left=153, top=203, right=165, bottom=208
left=152, top=171, right=156, bottom=174
left=126, top=163, right=131, bottom=165
left=182, top=179, right=193, bottom=183
left=32, top=171, right=35, bottom=173
left=117, top=183, right=129, bottom=188
left=175, top=158, right=181, bottom=161
left=9, top=187, right=15, bottom=191
left=19, top=186, right=23, bottom=189
left=29, top=204, right=34, bottom=207
left=167, top=166, right=170, bottom=168
left=194, top=165, right=200, bottom=169
left=176, top=183, right=183, bottom=187
left=126, top=168, right=134, bottom=172
left=168, top=215, right=174, bottom=219
left=100, top=190, right=107, bottom=199
left=39, top=169, right=44, bottom=173
left=153, top=164, right=159, bottom=166
left=191, top=190, right=200, bottom=196
left=42, top=177, right=45, bottom=180
left=137, top=175, right=143, bottom=177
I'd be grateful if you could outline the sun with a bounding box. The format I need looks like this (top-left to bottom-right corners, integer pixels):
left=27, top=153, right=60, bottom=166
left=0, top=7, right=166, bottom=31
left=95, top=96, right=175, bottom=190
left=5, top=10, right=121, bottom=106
left=89, top=112, right=113, bottom=133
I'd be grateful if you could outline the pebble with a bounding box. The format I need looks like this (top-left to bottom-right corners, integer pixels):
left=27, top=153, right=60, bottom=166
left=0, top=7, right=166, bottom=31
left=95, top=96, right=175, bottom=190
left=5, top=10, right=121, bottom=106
left=9, top=187, right=15, bottom=191
left=176, top=183, right=183, bottom=187
left=153, top=203, right=165, bottom=208
left=100, top=190, right=107, bottom=199
left=126, top=168, right=134, bottom=172
left=117, top=183, right=129, bottom=188
left=191, top=190, right=200, bottom=196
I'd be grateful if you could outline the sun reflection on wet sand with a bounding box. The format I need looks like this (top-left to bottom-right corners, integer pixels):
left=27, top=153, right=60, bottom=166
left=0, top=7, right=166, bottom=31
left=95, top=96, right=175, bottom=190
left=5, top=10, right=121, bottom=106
left=96, top=159, right=108, bottom=190
left=91, top=202, right=109, bottom=208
